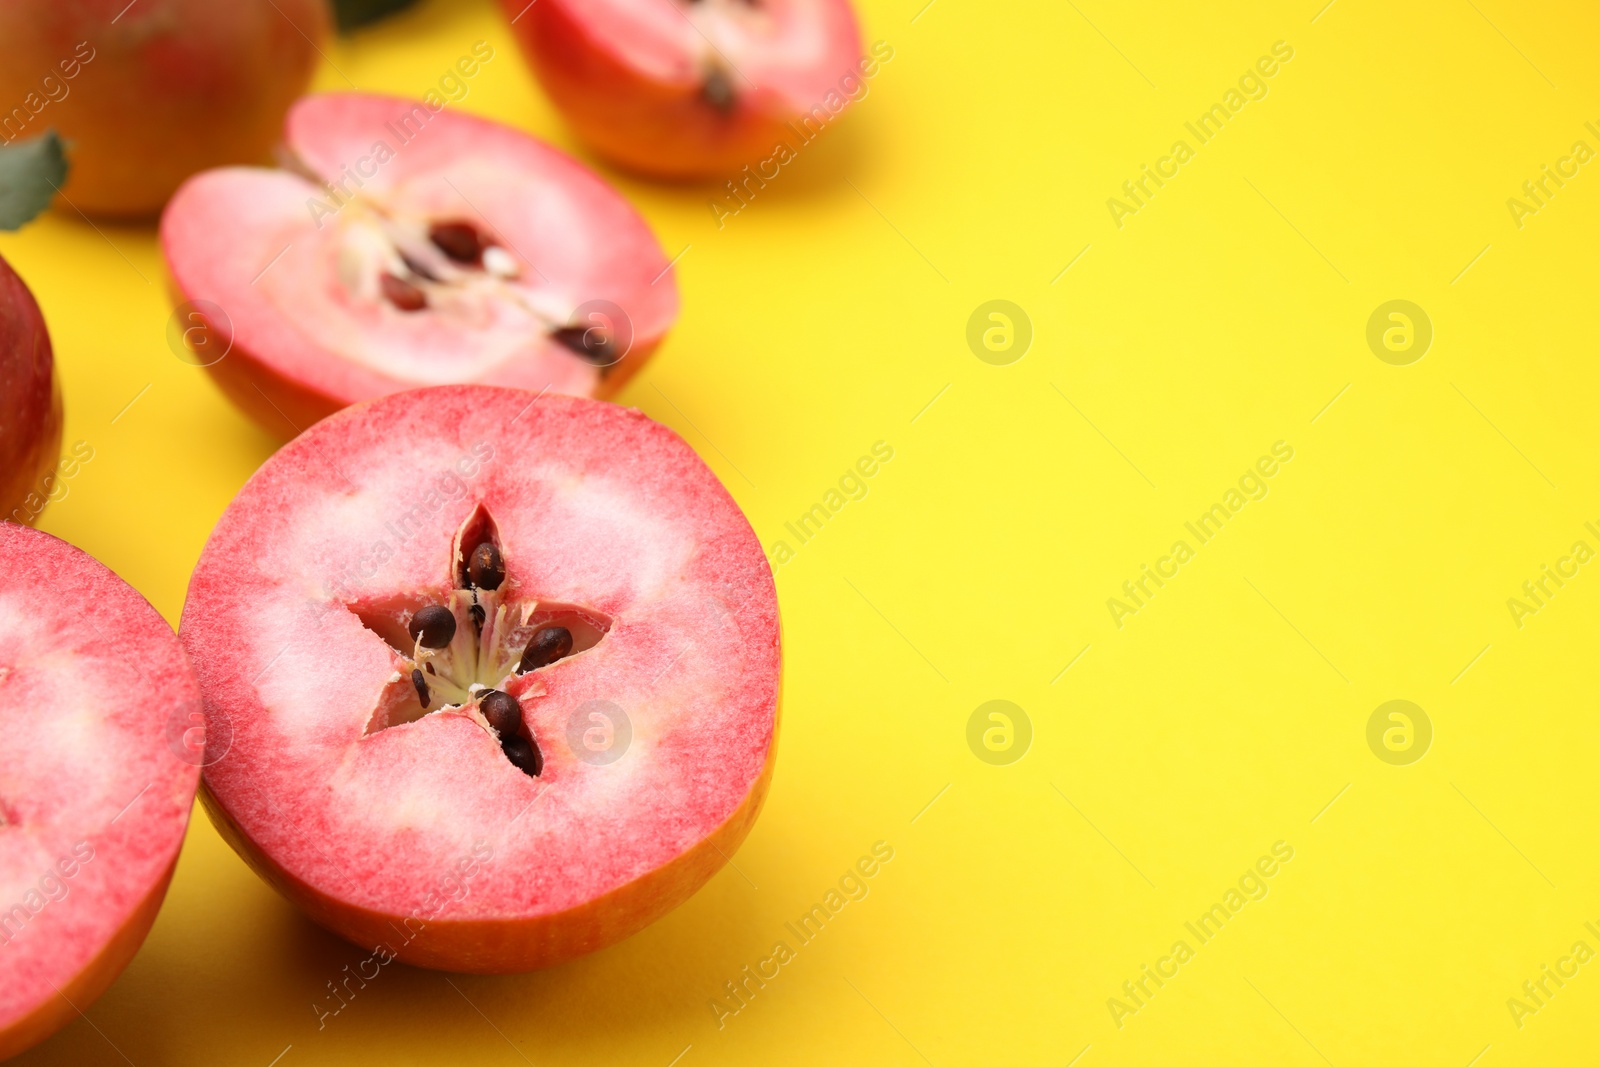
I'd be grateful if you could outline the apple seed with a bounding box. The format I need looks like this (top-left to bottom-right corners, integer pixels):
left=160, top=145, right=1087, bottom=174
left=501, top=734, right=543, bottom=777
left=428, top=221, right=485, bottom=266
left=519, top=626, right=573, bottom=672
left=408, top=605, right=457, bottom=649
left=479, top=690, right=522, bottom=735
left=380, top=272, right=428, bottom=311
left=468, top=542, right=505, bottom=590
left=411, top=668, right=431, bottom=708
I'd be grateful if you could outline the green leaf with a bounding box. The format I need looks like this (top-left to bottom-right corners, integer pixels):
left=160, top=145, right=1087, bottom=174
left=0, top=129, right=68, bottom=232
left=330, top=0, right=424, bottom=31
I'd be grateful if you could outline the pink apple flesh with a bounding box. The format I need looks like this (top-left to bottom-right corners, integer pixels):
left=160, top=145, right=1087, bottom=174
left=0, top=525, right=200, bottom=1059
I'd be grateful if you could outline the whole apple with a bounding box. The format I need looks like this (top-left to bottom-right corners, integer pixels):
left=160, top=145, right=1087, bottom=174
left=0, top=254, right=62, bottom=526
left=0, top=0, right=328, bottom=218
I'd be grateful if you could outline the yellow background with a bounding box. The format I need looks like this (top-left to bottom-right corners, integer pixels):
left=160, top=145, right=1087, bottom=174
left=4, top=0, right=1600, bottom=1062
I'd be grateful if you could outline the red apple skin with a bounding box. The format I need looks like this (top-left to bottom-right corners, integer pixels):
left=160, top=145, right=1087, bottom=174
left=177, top=286, right=666, bottom=440
left=0, top=254, right=63, bottom=526
left=199, top=726, right=776, bottom=972
left=0, top=0, right=328, bottom=218
left=502, top=0, right=862, bottom=178
left=0, top=864, right=174, bottom=1060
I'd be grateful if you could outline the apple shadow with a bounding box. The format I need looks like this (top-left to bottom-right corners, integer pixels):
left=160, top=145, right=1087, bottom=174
left=596, top=113, right=875, bottom=228
left=262, top=864, right=771, bottom=1058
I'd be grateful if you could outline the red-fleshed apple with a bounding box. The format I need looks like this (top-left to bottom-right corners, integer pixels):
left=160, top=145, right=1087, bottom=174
left=180, top=385, right=779, bottom=972
left=0, top=524, right=201, bottom=1060
left=501, top=0, right=866, bottom=178
left=0, top=0, right=328, bottom=218
left=0, top=253, right=63, bottom=526
left=160, top=93, right=680, bottom=440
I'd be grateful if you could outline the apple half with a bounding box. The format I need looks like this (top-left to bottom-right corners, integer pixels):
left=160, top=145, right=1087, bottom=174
left=180, top=386, right=780, bottom=972
left=160, top=93, right=680, bottom=438
left=0, top=525, right=200, bottom=1059
left=501, top=0, right=865, bottom=178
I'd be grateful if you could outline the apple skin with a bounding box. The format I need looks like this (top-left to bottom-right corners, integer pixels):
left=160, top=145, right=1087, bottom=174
left=176, top=285, right=668, bottom=441
left=501, top=0, right=863, bottom=179
left=199, top=724, right=776, bottom=972
left=0, top=254, right=63, bottom=526
left=0, top=864, right=174, bottom=1060
left=0, top=0, right=328, bottom=218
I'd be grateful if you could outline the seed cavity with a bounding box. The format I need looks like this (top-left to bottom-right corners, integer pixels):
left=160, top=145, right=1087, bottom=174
left=429, top=220, right=486, bottom=266
left=468, top=542, right=505, bottom=590
left=399, top=250, right=442, bottom=282
left=357, top=509, right=612, bottom=750
left=519, top=626, right=573, bottom=673
left=703, top=67, right=737, bottom=113
left=380, top=271, right=428, bottom=311
left=408, top=605, right=457, bottom=649
left=501, top=734, right=543, bottom=777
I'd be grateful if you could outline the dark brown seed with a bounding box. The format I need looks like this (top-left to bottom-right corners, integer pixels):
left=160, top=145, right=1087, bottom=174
left=468, top=543, right=504, bottom=590
left=502, top=735, right=543, bottom=777
left=479, top=690, right=522, bottom=735
left=551, top=325, right=615, bottom=366
left=380, top=272, right=428, bottom=311
left=703, top=67, right=737, bottom=113
left=429, top=221, right=485, bottom=266
left=518, top=626, right=573, bottom=673
left=411, top=669, right=431, bottom=709
left=469, top=603, right=486, bottom=629
left=408, top=605, right=457, bottom=649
